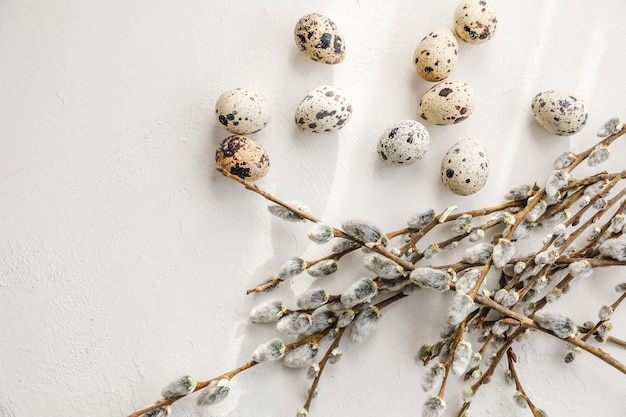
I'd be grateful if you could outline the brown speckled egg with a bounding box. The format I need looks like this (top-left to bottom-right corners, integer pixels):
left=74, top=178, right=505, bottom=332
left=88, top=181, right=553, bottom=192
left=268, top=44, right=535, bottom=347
left=377, top=120, right=430, bottom=166
left=295, top=85, right=352, bottom=133
left=215, top=135, right=270, bottom=181
left=441, top=138, right=490, bottom=195
left=215, top=89, right=272, bottom=135
left=294, top=13, right=346, bottom=64
left=531, top=91, right=588, bottom=136
left=454, top=0, right=498, bottom=44
left=413, top=27, right=459, bottom=82
left=418, top=80, right=475, bottom=125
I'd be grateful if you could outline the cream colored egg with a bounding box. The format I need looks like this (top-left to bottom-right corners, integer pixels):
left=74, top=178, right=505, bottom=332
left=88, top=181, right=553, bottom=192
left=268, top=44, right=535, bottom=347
left=441, top=138, right=490, bottom=195
left=294, top=13, right=346, bottom=64
left=418, top=80, right=475, bottom=125
left=454, top=0, right=498, bottom=44
left=377, top=120, right=430, bottom=166
left=295, top=86, right=353, bottom=133
left=215, top=135, right=270, bottom=181
left=215, top=88, right=272, bottom=135
left=413, top=27, right=459, bottom=82
left=531, top=91, right=588, bottom=136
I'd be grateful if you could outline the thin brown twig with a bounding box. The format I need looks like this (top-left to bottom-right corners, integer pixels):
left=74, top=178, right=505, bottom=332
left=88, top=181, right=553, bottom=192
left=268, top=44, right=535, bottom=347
left=507, top=348, right=544, bottom=416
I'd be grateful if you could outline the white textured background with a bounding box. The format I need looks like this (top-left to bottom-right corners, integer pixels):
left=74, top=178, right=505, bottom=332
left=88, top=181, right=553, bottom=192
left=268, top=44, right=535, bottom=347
left=2, top=1, right=626, bottom=416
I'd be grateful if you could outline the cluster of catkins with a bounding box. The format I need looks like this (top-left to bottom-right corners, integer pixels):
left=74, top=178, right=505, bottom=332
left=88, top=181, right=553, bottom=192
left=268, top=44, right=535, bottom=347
left=239, top=119, right=625, bottom=417
left=137, top=118, right=625, bottom=417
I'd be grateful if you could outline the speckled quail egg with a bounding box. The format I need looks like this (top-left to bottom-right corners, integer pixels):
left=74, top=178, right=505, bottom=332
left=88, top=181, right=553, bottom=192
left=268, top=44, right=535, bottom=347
left=418, top=80, right=475, bottom=125
left=413, top=27, right=459, bottom=82
left=377, top=120, right=430, bottom=166
left=294, top=13, right=346, bottom=64
left=441, top=138, right=490, bottom=195
left=531, top=91, right=588, bottom=136
left=454, top=0, right=498, bottom=44
left=295, top=85, right=353, bottom=133
left=215, top=88, right=272, bottom=135
left=215, top=135, right=270, bottom=181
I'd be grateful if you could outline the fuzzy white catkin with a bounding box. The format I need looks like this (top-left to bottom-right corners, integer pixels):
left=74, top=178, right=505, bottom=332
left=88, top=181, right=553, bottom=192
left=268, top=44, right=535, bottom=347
left=307, top=259, right=338, bottom=277
left=409, top=268, right=450, bottom=291
left=597, top=117, right=622, bottom=137
left=408, top=208, right=435, bottom=229
left=145, top=406, right=170, bottom=417
left=448, top=292, right=475, bottom=326
left=307, top=223, right=334, bottom=243
left=568, top=260, right=593, bottom=278
left=533, top=275, right=549, bottom=291
left=328, top=348, right=342, bottom=364
left=302, top=309, right=336, bottom=336
left=296, top=408, right=309, bottom=417
left=452, top=341, right=472, bottom=376
left=422, top=395, right=446, bottom=417
left=609, top=214, right=625, bottom=233
left=501, top=290, right=519, bottom=308
left=511, top=219, right=535, bottom=240
left=513, top=261, right=526, bottom=274
left=544, top=189, right=561, bottom=205
left=252, top=337, right=286, bottom=362
left=423, top=244, right=441, bottom=259
left=331, top=239, right=359, bottom=254
left=553, top=151, right=576, bottom=169
left=296, top=288, right=329, bottom=310
left=593, top=198, right=607, bottom=210
left=342, top=219, right=382, bottom=243
left=491, top=320, right=509, bottom=335
left=452, top=214, right=472, bottom=235
left=278, top=257, right=306, bottom=279
left=599, top=305, right=613, bottom=321
left=585, top=181, right=607, bottom=199
left=347, top=306, right=380, bottom=343
left=514, top=391, right=528, bottom=408
left=462, top=243, right=493, bottom=264
left=525, top=199, right=548, bottom=222
left=505, top=184, right=531, bottom=201
left=276, top=313, right=312, bottom=336
left=249, top=300, right=286, bottom=323
left=587, top=145, right=610, bottom=166
left=307, top=363, right=320, bottom=379
left=196, top=378, right=231, bottom=406
left=534, top=312, right=575, bottom=338
left=545, top=170, right=570, bottom=197
left=492, top=239, right=515, bottom=268
left=455, top=269, right=480, bottom=294
left=363, top=253, right=403, bottom=279
left=597, top=321, right=612, bottom=340
left=421, top=363, right=444, bottom=391
left=160, top=375, right=197, bottom=399
left=337, top=309, right=355, bottom=328
left=553, top=223, right=567, bottom=236
left=267, top=201, right=309, bottom=222
left=468, top=229, right=485, bottom=242
left=340, top=278, right=378, bottom=307
left=283, top=343, right=318, bottom=368
left=535, top=250, right=557, bottom=266
left=493, top=288, right=507, bottom=304
left=599, top=237, right=626, bottom=261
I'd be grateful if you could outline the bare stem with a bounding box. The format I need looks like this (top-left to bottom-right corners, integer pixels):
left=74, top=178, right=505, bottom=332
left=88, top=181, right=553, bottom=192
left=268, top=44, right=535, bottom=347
left=438, top=322, right=466, bottom=398
left=302, top=328, right=346, bottom=413
left=507, top=348, right=544, bottom=416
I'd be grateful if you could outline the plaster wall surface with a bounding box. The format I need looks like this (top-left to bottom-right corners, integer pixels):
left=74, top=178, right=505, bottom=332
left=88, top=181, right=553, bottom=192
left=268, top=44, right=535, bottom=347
left=1, top=1, right=626, bottom=416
